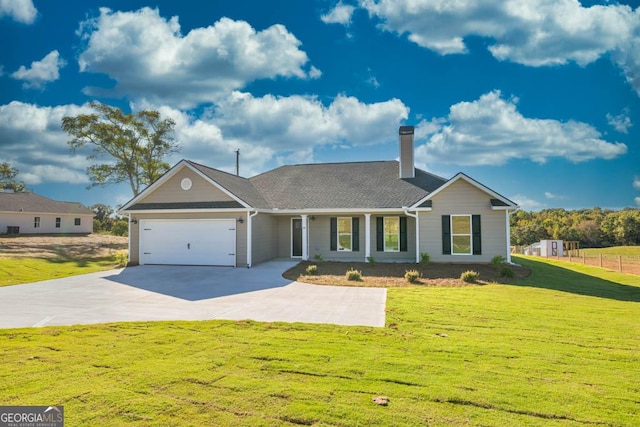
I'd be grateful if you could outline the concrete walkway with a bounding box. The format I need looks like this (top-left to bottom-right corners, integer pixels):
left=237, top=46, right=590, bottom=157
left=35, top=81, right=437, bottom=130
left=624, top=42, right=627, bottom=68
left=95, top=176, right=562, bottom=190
left=0, top=261, right=386, bottom=328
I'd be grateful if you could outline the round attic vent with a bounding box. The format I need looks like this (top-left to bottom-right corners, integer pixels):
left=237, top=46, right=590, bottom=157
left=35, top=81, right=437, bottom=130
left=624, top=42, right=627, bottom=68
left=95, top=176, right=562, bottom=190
left=180, top=178, right=192, bottom=191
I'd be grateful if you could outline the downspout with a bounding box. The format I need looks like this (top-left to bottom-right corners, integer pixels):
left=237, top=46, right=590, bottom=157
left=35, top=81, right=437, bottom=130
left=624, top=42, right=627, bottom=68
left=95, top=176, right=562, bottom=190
left=246, top=210, right=259, bottom=268
left=403, top=207, right=419, bottom=264
left=127, top=213, right=131, bottom=265
left=506, top=209, right=513, bottom=264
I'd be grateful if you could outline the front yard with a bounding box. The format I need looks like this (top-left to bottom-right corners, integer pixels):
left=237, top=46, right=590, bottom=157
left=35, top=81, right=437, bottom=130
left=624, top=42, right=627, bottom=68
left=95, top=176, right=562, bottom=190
left=1, top=256, right=639, bottom=425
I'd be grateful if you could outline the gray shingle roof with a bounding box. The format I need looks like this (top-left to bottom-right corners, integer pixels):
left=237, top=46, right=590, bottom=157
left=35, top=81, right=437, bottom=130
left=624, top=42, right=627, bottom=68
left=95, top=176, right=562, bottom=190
left=249, top=161, right=446, bottom=209
left=187, top=161, right=271, bottom=209
left=0, top=192, right=94, bottom=215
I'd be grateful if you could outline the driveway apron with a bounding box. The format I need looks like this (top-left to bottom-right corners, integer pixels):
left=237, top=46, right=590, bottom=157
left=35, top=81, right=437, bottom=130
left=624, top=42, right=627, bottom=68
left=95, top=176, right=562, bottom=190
left=0, top=261, right=386, bottom=328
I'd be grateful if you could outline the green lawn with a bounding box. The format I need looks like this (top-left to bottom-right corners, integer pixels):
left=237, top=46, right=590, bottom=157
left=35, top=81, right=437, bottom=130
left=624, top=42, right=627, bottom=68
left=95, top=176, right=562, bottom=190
left=0, top=256, right=124, bottom=287
left=1, top=256, right=639, bottom=426
left=581, top=246, right=640, bottom=256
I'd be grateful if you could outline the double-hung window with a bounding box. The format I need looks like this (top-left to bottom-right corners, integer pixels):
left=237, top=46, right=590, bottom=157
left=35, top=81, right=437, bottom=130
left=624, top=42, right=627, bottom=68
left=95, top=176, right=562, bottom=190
left=34, top=217, right=40, bottom=228
left=384, top=217, right=400, bottom=252
left=55, top=217, right=61, bottom=228
left=74, top=218, right=81, bottom=226
left=451, top=215, right=472, bottom=255
left=337, top=217, right=352, bottom=251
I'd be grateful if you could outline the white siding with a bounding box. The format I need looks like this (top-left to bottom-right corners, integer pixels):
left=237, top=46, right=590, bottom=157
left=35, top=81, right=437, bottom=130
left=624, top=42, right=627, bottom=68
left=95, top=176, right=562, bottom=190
left=0, top=213, right=93, bottom=234
left=419, top=180, right=508, bottom=263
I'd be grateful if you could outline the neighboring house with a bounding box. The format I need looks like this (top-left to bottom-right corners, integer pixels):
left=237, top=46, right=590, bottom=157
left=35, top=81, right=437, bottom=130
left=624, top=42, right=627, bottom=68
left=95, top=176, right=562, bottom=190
left=120, top=126, right=519, bottom=267
left=0, top=190, right=94, bottom=234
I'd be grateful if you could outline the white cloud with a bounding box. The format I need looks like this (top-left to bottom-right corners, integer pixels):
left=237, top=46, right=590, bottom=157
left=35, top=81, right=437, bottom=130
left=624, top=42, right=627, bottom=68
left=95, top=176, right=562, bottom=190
left=606, top=109, right=633, bottom=133
left=633, top=177, right=640, bottom=190
left=544, top=192, right=566, bottom=200
left=414, top=90, right=627, bottom=166
left=77, top=7, right=318, bottom=108
left=0, top=101, right=95, bottom=185
left=11, top=50, right=66, bottom=89
left=359, top=0, right=640, bottom=95
left=635, top=197, right=640, bottom=207
left=0, top=0, right=37, bottom=24
left=321, top=2, right=356, bottom=25
left=211, top=91, right=408, bottom=152
left=510, top=194, right=544, bottom=211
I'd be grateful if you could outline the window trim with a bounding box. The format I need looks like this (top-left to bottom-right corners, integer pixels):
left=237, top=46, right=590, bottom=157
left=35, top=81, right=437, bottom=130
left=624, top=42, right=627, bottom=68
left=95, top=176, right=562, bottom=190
left=383, top=216, right=400, bottom=252
left=337, top=217, right=352, bottom=252
left=451, top=214, right=472, bottom=255
left=34, top=216, right=40, bottom=228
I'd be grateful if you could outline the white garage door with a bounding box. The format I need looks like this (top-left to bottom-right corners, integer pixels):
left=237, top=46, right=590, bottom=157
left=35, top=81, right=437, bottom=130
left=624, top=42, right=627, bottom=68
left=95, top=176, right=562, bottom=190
left=139, top=219, right=236, bottom=266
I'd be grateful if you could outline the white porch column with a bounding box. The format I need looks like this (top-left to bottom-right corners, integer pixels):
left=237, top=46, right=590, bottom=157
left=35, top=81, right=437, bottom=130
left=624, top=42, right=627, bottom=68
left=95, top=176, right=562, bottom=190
left=364, top=213, right=371, bottom=260
left=247, top=210, right=258, bottom=268
left=505, top=210, right=512, bottom=264
left=301, top=214, right=309, bottom=261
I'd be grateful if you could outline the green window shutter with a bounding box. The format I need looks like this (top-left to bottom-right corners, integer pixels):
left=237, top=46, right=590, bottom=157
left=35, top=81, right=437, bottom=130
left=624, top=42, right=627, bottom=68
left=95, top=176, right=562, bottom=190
left=400, top=216, right=408, bottom=252
left=442, top=215, right=451, bottom=254
left=330, top=217, right=337, bottom=251
left=352, top=217, right=360, bottom=251
left=376, top=217, right=384, bottom=252
left=472, top=215, right=482, bottom=255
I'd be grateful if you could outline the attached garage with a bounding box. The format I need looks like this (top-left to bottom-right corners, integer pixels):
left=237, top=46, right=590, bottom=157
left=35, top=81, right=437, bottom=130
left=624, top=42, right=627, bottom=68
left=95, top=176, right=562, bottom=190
left=139, top=219, right=236, bottom=266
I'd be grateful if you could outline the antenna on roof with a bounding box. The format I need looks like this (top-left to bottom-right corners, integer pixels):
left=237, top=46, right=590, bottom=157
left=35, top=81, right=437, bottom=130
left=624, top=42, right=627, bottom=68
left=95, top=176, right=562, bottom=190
left=235, top=149, right=240, bottom=176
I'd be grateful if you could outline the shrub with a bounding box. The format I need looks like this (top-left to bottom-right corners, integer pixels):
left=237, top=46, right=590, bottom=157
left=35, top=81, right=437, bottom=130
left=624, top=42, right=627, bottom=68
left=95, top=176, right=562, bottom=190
left=420, top=252, right=430, bottom=265
left=366, top=256, right=375, bottom=265
left=491, top=255, right=506, bottom=267
left=115, top=251, right=128, bottom=268
left=460, top=270, right=479, bottom=283
left=404, top=269, right=420, bottom=283
left=345, top=269, right=362, bottom=281
left=305, top=264, right=319, bottom=275
left=313, top=253, right=324, bottom=262
left=500, top=266, right=514, bottom=278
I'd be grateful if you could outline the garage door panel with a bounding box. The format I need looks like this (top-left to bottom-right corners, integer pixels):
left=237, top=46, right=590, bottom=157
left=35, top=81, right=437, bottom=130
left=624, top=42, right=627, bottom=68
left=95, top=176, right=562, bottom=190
left=140, top=219, right=236, bottom=266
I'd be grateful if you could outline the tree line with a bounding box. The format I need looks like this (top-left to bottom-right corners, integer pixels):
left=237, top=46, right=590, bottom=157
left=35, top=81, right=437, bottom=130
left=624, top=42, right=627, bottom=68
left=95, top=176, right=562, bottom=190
left=510, top=208, right=640, bottom=248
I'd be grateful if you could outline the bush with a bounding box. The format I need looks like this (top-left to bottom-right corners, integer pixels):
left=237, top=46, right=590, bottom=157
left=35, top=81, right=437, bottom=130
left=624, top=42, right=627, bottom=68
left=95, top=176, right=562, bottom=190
left=491, top=255, right=506, bottom=267
left=500, top=266, right=514, bottom=278
left=305, top=264, right=318, bottom=275
left=460, top=270, right=479, bottom=283
left=366, top=256, right=375, bottom=265
left=404, top=269, right=420, bottom=283
left=345, top=269, right=362, bottom=281
left=115, top=251, right=128, bottom=268
left=313, top=253, right=324, bottom=262
left=420, top=252, right=430, bottom=265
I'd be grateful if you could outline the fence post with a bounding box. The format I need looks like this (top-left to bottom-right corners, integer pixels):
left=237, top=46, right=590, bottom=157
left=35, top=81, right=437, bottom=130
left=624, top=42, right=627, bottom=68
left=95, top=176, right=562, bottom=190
left=618, top=256, right=622, bottom=272
left=569, top=252, right=572, bottom=262
left=583, top=253, right=586, bottom=265
left=599, top=253, right=602, bottom=268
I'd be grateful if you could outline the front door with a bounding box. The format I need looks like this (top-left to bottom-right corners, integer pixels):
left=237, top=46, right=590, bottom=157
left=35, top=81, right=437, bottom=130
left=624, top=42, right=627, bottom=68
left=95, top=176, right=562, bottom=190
left=292, top=218, right=302, bottom=257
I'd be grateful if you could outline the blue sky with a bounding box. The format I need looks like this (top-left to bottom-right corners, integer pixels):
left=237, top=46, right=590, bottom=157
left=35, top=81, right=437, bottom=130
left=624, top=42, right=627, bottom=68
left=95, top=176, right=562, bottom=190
left=1, top=0, right=639, bottom=211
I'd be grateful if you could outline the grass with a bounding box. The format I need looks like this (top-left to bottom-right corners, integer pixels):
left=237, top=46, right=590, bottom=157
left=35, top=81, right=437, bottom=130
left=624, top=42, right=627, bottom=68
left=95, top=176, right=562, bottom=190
left=581, top=246, right=640, bottom=256
left=1, top=256, right=639, bottom=425
left=0, top=256, right=123, bottom=287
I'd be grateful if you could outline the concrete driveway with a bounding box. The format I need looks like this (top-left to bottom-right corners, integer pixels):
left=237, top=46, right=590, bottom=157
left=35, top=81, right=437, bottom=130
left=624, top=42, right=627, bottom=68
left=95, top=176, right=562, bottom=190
left=0, top=261, right=386, bottom=328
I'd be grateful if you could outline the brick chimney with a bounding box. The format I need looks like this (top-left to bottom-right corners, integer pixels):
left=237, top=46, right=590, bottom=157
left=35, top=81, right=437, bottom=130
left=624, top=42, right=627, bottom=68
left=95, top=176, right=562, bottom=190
left=399, top=125, right=415, bottom=179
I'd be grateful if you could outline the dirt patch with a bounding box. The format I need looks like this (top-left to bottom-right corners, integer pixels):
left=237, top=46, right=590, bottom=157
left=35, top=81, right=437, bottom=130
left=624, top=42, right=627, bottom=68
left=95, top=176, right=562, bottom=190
left=283, top=261, right=531, bottom=287
left=0, top=234, right=128, bottom=259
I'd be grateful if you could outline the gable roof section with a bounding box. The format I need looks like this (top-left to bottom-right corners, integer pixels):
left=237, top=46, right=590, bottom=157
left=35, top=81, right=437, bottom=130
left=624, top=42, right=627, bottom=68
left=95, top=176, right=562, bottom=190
left=249, top=161, right=447, bottom=209
left=411, top=172, right=519, bottom=210
left=0, top=192, right=94, bottom=215
left=120, top=160, right=269, bottom=211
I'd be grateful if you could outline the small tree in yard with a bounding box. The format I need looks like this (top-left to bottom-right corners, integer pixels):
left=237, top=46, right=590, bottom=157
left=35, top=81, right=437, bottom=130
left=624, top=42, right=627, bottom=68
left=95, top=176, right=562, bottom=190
left=62, top=102, right=179, bottom=197
left=0, top=162, right=26, bottom=192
